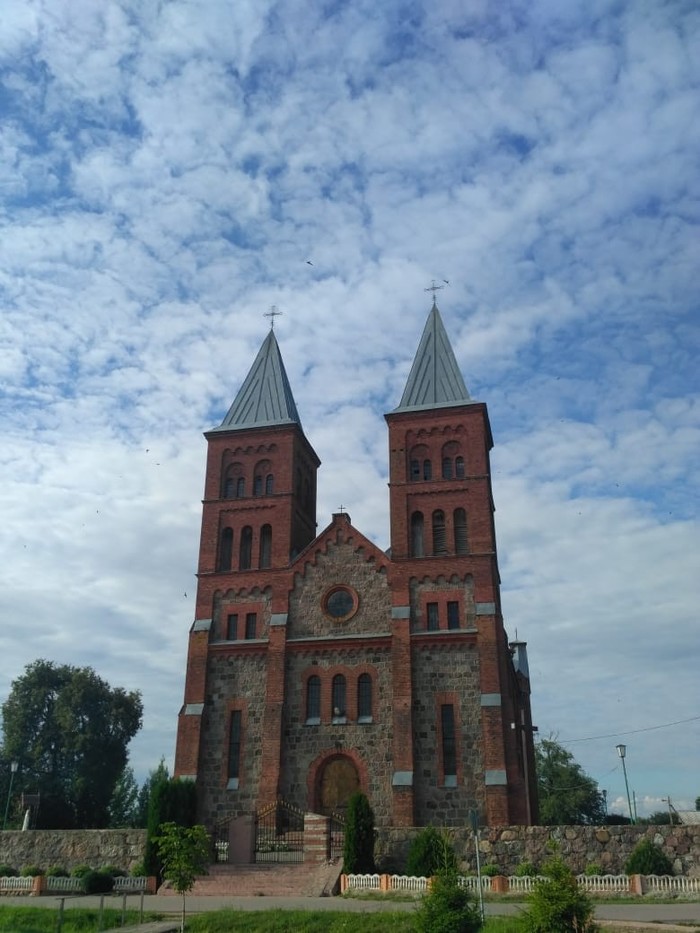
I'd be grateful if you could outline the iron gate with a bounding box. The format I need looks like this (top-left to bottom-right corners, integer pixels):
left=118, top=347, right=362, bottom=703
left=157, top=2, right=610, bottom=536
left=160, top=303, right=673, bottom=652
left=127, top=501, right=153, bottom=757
left=212, top=816, right=231, bottom=863
left=329, top=810, right=345, bottom=860
left=255, top=799, right=304, bottom=863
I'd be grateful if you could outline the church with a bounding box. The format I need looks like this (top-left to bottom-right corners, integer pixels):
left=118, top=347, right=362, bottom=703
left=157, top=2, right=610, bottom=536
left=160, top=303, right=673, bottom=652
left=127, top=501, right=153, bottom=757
left=174, top=300, right=538, bottom=831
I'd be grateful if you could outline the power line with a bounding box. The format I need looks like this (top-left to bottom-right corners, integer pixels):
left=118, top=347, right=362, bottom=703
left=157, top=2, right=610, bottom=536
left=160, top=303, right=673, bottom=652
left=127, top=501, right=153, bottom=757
left=559, top=715, right=700, bottom=744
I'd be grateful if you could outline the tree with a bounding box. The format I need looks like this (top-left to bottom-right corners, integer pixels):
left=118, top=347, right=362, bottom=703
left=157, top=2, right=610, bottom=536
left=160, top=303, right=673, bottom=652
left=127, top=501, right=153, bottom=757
left=108, top=764, right=140, bottom=827
left=536, top=737, right=605, bottom=826
left=144, top=776, right=197, bottom=878
left=155, top=822, right=210, bottom=933
left=415, top=869, right=482, bottom=933
left=406, top=826, right=458, bottom=877
left=1, top=659, right=142, bottom=828
left=136, top=757, right=170, bottom=827
left=523, top=855, right=598, bottom=932
left=343, top=791, right=376, bottom=874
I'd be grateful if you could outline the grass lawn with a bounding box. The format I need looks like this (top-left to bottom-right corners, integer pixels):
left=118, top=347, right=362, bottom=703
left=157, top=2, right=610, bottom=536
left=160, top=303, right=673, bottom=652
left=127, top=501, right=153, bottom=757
left=0, top=905, right=693, bottom=933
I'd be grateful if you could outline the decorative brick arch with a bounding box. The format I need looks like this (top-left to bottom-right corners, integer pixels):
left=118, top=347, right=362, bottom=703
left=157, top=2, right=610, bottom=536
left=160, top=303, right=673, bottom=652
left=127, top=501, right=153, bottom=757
left=307, top=747, right=370, bottom=814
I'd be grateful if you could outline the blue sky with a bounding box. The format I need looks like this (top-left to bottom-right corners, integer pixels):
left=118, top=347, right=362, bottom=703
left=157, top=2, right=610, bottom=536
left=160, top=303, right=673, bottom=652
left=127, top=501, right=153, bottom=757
left=1, top=0, right=698, bottom=818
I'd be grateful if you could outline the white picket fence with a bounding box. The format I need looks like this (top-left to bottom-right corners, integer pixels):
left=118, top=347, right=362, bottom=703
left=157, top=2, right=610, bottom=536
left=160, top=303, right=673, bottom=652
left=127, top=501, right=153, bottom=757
left=344, top=872, right=700, bottom=897
left=0, top=876, right=33, bottom=893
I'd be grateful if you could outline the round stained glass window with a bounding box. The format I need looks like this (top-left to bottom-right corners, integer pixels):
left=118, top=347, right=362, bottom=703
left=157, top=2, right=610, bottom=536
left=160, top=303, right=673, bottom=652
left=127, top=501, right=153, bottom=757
left=323, top=586, right=358, bottom=621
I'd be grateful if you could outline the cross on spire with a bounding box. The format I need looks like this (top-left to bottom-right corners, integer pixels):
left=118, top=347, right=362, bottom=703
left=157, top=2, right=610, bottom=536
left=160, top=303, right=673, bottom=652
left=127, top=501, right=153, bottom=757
left=424, top=280, right=445, bottom=303
left=264, top=305, right=283, bottom=329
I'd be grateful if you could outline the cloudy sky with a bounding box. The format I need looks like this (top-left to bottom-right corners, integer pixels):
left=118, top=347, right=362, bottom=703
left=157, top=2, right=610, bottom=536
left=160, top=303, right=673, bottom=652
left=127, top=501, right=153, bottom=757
left=1, top=0, right=698, bottom=819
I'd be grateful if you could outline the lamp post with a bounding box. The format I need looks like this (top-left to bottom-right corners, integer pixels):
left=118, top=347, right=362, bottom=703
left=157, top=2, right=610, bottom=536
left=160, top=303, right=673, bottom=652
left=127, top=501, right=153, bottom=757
left=616, top=744, right=634, bottom=825
left=3, top=761, right=18, bottom=830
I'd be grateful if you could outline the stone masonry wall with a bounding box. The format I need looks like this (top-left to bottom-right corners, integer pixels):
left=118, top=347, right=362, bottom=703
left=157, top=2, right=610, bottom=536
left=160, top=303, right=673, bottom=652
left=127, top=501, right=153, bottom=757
left=376, top=824, right=700, bottom=877
left=0, top=830, right=147, bottom=874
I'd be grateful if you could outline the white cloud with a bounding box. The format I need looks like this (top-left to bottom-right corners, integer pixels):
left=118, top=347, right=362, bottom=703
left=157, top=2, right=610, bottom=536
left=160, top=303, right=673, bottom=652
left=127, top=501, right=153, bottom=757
left=0, top=0, right=697, bottom=812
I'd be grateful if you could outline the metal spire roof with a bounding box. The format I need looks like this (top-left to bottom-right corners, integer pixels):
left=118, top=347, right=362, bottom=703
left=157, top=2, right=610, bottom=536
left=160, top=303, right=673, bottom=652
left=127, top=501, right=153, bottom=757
left=394, top=301, right=472, bottom=412
left=213, top=329, right=302, bottom=431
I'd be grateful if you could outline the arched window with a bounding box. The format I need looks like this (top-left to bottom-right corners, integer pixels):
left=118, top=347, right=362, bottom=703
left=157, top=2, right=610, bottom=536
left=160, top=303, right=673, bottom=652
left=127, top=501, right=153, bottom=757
left=239, top=526, right=252, bottom=570
left=410, top=512, right=424, bottom=557
left=331, top=675, right=346, bottom=721
left=454, top=508, right=468, bottom=554
left=409, top=444, right=429, bottom=482
left=357, top=674, right=372, bottom=722
left=259, top=524, right=272, bottom=569
left=265, top=474, right=274, bottom=495
left=442, top=457, right=453, bottom=479
left=236, top=477, right=245, bottom=497
left=218, top=527, right=233, bottom=571
left=222, top=461, right=244, bottom=498
left=432, top=510, right=447, bottom=555
left=455, top=456, right=465, bottom=479
left=253, top=474, right=262, bottom=496
left=306, top=676, right=321, bottom=723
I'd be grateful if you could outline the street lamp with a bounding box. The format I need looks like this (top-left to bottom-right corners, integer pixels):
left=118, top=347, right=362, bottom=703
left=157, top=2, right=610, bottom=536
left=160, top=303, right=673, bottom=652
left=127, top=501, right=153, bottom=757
left=616, top=744, right=634, bottom=825
left=3, top=761, right=18, bottom=830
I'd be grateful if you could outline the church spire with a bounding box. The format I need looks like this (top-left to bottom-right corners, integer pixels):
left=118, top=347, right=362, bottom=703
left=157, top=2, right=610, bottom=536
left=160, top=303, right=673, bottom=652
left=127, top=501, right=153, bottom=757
left=213, top=329, right=301, bottom=431
left=394, top=302, right=472, bottom=412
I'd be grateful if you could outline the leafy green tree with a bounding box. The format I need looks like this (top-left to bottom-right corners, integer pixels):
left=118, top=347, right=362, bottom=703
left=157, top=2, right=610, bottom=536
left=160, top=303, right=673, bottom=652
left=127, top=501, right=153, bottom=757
left=343, top=791, right=376, bottom=874
left=523, top=855, right=598, bottom=932
left=108, top=764, right=140, bottom=827
left=1, top=660, right=142, bottom=828
left=415, top=868, right=482, bottom=933
left=625, top=838, right=673, bottom=876
left=695, top=795, right=700, bottom=811
left=155, top=822, right=210, bottom=933
left=536, top=737, right=605, bottom=825
left=406, top=826, right=458, bottom=877
left=136, top=758, right=170, bottom=827
left=144, top=776, right=197, bottom=878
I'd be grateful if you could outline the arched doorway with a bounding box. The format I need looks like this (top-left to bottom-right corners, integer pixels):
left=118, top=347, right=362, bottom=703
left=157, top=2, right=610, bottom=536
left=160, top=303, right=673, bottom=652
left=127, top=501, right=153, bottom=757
left=317, top=755, right=359, bottom=815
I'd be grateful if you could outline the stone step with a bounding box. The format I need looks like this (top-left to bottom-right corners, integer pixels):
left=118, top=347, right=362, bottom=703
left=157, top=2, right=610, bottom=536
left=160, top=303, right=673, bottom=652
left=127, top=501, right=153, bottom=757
left=158, top=860, right=342, bottom=898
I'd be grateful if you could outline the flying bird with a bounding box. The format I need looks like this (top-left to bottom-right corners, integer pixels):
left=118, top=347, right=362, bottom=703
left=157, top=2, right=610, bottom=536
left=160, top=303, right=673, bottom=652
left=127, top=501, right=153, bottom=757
left=306, top=260, right=313, bottom=265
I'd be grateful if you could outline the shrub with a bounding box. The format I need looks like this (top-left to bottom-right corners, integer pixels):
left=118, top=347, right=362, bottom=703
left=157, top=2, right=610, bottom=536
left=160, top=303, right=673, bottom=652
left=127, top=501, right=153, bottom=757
left=101, top=864, right=126, bottom=877
left=46, top=866, right=69, bottom=877
left=144, top=776, right=197, bottom=878
left=71, top=865, right=92, bottom=878
left=523, top=855, right=597, bottom=933
left=82, top=870, right=115, bottom=895
left=415, top=868, right=482, bottom=933
left=584, top=863, right=603, bottom=877
left=0, top=864, right=18, bottom=877
left=343, top=792, right=376, bottom=874
left=406, top=826, right=458, bottom=878
left=20, top=865, right=44, bottom=877
left=130, top=861, right=147, bottom=877
left=625, top=838, right=673, bottom=876
left=514, top=860, right=538, bottom=877
left=480, top=863, right=501, bottom=877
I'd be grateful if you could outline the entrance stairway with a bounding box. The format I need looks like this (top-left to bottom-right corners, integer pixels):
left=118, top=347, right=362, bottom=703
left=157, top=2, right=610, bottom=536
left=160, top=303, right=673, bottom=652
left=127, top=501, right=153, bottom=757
left=158, top=859, right=343, bottom=898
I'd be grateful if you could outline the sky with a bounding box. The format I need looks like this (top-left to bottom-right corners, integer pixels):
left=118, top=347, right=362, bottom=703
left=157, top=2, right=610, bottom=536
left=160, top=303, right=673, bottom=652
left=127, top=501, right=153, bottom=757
left=1, top=0, right=698, bottom=820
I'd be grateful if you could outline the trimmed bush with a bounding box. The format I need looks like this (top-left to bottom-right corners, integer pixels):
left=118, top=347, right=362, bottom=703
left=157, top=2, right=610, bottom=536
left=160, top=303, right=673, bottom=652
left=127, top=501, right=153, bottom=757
left=71, top=864, right=92, bottom=878
left=101, top=864, right=126, bottom=877
left=415, top=868, right=482, bottom=933
left=46, top=866, right=69, bottom=877
left=406, top=826, right=458, bottom=878
left=130, top=861, right=146, bottom=877
left=0, top=865, right=18, bottom=877
left=19, top=865, right=44, bottom=877
left=82, top=870, right=115, bottom=895
left=584, top=863, right=603, bottom=877
left=514, top=860, right=538, bottom=877
left=523, top=856, right=597, bottom=933
left=343, top=792, right=376, bottom=874
left=480, top=863, right=501, bottom=877
left=625, top=838, right=673, bottom=876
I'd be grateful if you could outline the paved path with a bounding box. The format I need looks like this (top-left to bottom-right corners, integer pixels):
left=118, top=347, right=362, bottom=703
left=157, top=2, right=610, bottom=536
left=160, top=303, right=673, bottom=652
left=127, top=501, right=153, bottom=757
left=2, top=893, right=699, bottom=927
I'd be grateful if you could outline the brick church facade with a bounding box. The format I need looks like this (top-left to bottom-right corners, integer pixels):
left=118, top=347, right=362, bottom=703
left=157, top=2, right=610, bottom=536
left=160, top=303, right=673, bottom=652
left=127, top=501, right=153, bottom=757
left=175, top=301, right=538, bottom=829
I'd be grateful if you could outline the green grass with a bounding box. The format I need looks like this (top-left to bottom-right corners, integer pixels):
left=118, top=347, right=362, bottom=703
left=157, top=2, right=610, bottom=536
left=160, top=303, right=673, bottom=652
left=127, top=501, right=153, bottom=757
left=0, top=905, right=163, bottom=932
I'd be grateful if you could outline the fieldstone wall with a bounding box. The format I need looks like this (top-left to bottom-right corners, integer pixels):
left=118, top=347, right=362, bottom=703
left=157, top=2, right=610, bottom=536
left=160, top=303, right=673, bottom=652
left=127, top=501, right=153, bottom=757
left=376, top=824, right=700, bottom=877
left=0, top=830, right=147, bottom=874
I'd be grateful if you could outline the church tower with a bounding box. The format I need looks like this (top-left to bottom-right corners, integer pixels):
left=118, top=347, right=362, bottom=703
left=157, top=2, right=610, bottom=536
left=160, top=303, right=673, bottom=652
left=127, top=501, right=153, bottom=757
left=385, top=301, right=536, bottom=825
left=174, top=300, right=536, bottom=837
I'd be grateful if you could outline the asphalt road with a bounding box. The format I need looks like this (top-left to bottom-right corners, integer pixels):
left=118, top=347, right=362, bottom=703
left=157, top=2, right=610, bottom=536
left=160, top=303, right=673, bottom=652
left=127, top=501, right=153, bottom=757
left=2, top=894, right=700, bottom=926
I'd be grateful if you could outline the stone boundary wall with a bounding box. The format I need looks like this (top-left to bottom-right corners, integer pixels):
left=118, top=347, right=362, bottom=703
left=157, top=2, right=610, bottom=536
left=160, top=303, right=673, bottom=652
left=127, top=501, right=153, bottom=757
left=375, top=825, right=700, bottom=877
left=0, top=830, right=147, bottom=874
